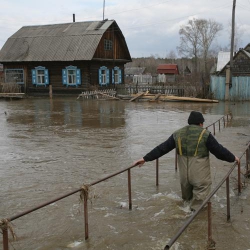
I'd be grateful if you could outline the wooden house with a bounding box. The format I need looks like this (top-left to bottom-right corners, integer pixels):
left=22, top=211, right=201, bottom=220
left=0, top=20, right=131, bottom=95
left=156, top=64, right=179, bottom=83
left=217, top=44, right=250, bottom=76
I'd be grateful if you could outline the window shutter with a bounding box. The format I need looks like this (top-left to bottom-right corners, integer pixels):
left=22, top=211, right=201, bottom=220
left=32, top=69, right=37, bottom=85
left=76, top=69, right=81, bottom=86
left=45, top=69, right=49, bottom=85
left=106, top=69, right=110, bottom=85
left=98, top=68, right=102, bottom=85
left=62, top=69, right=67, bottom=85
left=118, top=69, right=122, bottom=84
left=112, top=69, right=114, bottom=84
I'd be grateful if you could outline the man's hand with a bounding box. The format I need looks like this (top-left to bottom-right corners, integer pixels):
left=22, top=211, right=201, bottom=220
left=133, top=158, right=145, bottom=167
left=235, top=156, right=240, bottom=165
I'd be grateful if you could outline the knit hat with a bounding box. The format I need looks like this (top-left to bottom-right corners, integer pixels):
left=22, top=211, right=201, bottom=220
left=188, top=111, right=205, bottom=125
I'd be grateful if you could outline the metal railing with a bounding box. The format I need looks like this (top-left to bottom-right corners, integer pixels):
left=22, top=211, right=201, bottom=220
left=165, top=143, right=249, bottom=250
left=0, top=114, right=238, bottom=250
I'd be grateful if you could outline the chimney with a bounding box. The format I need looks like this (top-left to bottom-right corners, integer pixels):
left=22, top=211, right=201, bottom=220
left=73, top=14, right=75, bottom=22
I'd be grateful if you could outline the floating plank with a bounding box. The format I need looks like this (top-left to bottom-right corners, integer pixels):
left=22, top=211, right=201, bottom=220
left=129, top=91, right=149, bottom=102
left=98, top=92, right=120, bottom=100
left=0, top=93, right=25, bottom=99
left=149, top=93, right=161, bottom=102
left=162, top=95, right=219, bottom=103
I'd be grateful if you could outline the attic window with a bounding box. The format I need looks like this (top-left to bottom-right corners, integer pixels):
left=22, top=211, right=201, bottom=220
left=104, top=39, right=112, bottom=51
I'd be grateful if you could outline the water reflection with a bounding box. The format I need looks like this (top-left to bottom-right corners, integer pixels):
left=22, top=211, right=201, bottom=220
left=0, top=98, right=250, bottom=250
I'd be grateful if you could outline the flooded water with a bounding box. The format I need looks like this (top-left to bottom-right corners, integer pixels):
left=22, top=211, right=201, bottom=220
left=0, top=97, right=250, bottom=250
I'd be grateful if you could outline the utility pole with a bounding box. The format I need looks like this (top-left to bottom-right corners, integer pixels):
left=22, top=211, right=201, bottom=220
left=103, top=0, right=105, bottom=20
left=225, top=0, right=236, bottom=101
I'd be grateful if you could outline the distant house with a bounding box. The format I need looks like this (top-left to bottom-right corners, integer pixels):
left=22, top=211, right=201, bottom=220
left=156, top=64, right=179, bottom=82
left=183, top=66, right=191, bottom=76
left=210, top=43, right=250, bottom=101
left=0, top=20, right=131, bottom=95
left=217, top=44, right=250, bottom=76
left=124, top=67, right=147, bottom=83
left=125, top=67, right=146, bottom=77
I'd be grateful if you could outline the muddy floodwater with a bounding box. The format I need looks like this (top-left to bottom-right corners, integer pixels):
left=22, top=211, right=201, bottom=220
left=0, top=97, right=250, bottom=250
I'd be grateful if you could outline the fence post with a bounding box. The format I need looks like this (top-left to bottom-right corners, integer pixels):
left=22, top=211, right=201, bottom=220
left=156, top=159, right=159, bottom=186
left=84, top=194, right=89, bottom=240
left=128, top=169, right=132, bottom=210
left=175, top=149, right=178, bottom=171
left=238, top=162, right=241, bottom=194
left=207, top=201, right=215, bottom=250
left=226, top=177, right=230, bottom=221
left=3, top=228, right=9, bottom=250
left=246, top=145, right=250, bottom=172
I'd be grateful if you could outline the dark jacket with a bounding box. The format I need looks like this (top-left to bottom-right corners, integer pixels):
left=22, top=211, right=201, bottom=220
left=143, top=132, right=235, bottom=163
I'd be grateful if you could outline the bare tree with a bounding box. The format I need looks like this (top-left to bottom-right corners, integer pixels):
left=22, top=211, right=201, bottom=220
left=177, top=19, right=201, bottom=74
left=196, top=19, right=223, bottom=78
left=177, top=18, right=223, bottom=77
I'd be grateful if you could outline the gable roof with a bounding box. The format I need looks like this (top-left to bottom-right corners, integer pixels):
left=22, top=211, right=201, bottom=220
left=157, top=64, right=179, bottom=74
left=217, top=46, right=250, bottom=75
left=0, top=20, right=129, bottom=62
left=125, top=67, right=146, bottom=75
left=216, top=51, right=230, bottom=72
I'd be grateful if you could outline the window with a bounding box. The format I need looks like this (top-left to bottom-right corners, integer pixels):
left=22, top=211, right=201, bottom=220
left=112, top=67, right=122, bottom=84
left=32, top=66, right=49, bottom=86
left=99, top=66, right=110, bottom=85
left=62, top=66, right=81, bottom=87
left=5, top=69, right=24, bottom=84
left=37, top=70, right=45, bottom=84
left=68, top=70, right=76, bottom=84
left=104, top=39, right=112, bottom=51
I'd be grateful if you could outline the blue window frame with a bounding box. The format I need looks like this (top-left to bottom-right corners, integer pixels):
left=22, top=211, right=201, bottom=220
left=32, top=66, right=49, bottom=86
left=98, top=66, right=110, bottom=86
left=62, top=66, right=81, bottom=87
left=112, top=67, right=122, bottom=84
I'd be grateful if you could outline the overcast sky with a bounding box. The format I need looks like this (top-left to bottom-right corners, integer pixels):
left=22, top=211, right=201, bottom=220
left=0, top=0, right=250, bottom=58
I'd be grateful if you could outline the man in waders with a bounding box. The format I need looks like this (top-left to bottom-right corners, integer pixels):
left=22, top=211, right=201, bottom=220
left=133, top=111, right=240, bottom=211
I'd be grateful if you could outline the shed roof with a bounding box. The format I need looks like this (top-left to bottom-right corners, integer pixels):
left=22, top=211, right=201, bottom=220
left=125, top=67, right=146, bottom=75
left=0, top=20, right=125, bottom=62
left=216, top=51, right=230, bottom=72
left=157, top=64, right=179, bottom=74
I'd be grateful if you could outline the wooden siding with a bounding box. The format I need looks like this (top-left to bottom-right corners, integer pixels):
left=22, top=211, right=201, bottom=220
left=3, top=61, right=125, bottom=94
left=94, top=24, right=130, bottom=60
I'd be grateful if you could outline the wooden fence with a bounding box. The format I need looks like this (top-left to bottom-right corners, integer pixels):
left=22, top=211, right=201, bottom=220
left=116, top=84, right=184, bottom=96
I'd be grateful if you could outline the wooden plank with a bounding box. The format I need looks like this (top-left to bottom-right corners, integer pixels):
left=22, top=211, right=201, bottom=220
left=129, top=91, right=149, bottom=102
left=162, top=95, right=219, bottom=103
left=98, top=92, right=120, bottom=100
left=149, top=93, right=161, bottom=102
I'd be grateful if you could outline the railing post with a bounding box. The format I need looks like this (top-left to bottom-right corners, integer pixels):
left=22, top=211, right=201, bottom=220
left=226, top=177, right=230, bottom=221
left=213, top=123, right=215, bottom=136
left=156, top=158, right=159, bottom=186
left=246, top=145, right=250, bottom=172
left=3, top=228, right=9, bottom=250
left=84, top=194, right=89, bottom=240
left=128, top=169, right=132, bottom=210
left=218, top=119, right=221, bottom=131
left=223, top=117, right=225, bottom=128
left=238, top=162, right=241, bottom=195
left=207, top=201, right=215, bottom=250
left=175, top=149, right=178, bottom=171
